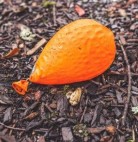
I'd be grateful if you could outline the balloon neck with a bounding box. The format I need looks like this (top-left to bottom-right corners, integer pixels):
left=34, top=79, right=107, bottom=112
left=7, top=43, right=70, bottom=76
left=12, top=79, right=29, bottom=95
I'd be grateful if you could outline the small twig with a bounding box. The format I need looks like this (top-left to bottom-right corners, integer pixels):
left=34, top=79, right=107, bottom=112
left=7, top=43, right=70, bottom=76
left=9, top=110, right=16, bottom=135
left=9, top=124, right=15, bottom=135
left=91, top=80, right=102, bottom=86
left=110, top=104, right=127, bottom=107
left=80, top=96, right=89, bottom=123
left=96, top=83, right=127, bottom=95
left=99, top=84, right=110, bottom=90
left=108, top=71, right=138, bottom=76
left=109, top=83, right=127, bottom=94
left=53, top=5, right=56, bottom=26
left=44, top=126, right=53, bottom=138
left=0, top=122, right=25, bottom=131
left=132, top=126, right=135, bottom=142
left=27, top=38, right=46, bottom=56
left=34, top=128, right=48, bottom=133
left=102, top=75, right=106, bottom=85
left=119, top=39, right=132, bottom=126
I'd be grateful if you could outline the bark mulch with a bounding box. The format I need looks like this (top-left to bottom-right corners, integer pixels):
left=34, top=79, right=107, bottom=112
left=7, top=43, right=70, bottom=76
left=0, top=0, right=138, bottom=141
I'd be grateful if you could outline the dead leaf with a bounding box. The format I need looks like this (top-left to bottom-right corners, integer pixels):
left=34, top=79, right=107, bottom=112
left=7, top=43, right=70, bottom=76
left=24, top=112, right=38, bottom=120
left=27, top=38, right=46, bottom=55
left=106, top=125, right=116, bottom=135
left=3, top=48, right=19, bottom=58
left=69, top=88, right=82, bottom=106
left=75, top=5, right=85, bottom=16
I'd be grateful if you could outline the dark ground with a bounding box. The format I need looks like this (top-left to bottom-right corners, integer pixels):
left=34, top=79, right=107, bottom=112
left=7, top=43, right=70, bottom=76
left=0, top=0, right=138, bottom=142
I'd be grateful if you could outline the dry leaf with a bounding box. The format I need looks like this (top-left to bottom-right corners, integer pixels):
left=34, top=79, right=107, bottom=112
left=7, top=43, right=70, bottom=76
left=24, top=112, right=38, bottom=120
left=75, top=5, right=85, bottom=16
left=106, top=125, right=116, bottom=135
left=69, top=88, right=82, bottom=106
left=3, top=48, right=19, bottom=58
left=27, top=38, right=46, bottom=55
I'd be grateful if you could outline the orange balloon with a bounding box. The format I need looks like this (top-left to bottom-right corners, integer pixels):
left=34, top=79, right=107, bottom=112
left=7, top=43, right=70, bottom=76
left=12, top=80, right=29, bottom=95
left=12, top=19, right=116, bottom=95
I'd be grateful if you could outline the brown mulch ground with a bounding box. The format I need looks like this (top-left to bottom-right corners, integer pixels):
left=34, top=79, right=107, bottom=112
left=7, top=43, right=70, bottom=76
left=0, top=0, right=138, bottom=142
